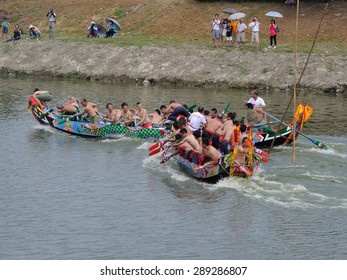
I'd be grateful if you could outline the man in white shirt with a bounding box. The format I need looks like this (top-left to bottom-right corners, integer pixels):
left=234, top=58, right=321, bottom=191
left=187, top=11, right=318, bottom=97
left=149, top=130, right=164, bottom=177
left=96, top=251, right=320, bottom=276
left=249, top=16, right=260, bottom=48
left=211, top=14, right=221, bottom=48
left=246, top=90, right=266, bottom=108
left=236, top=19, right=247, bottom=47
left=188, top=107, right=206, bottom=132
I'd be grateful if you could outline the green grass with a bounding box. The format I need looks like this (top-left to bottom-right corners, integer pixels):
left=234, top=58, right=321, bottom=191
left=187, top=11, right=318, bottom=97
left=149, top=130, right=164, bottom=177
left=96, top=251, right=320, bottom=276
left=54, top=32, right=346, bottom=57
left=113, top=9, right=124, bottom=18
left=261, top=67, right=270, bottom=74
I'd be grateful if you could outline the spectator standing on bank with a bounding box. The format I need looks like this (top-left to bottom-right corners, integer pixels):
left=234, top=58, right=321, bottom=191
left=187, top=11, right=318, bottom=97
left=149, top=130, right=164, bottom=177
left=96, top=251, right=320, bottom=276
left=249, top=16, right=260, bottom=48
left=1, top=17, right=10, bottom=41
left=230, top=19, right=238, bottom=47
left=211, top=14, right=221, bottom=48
left=269, top=19, right=278, bottom=49
left=47, top=8, right=56, bottom=39
left=220, top=18, right=228, bottom=47
left=236, top=19, right=247, bottom=47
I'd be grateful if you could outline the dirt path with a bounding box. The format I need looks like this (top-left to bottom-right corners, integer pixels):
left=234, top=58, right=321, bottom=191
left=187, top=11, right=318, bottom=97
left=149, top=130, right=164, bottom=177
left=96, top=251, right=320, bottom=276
left=0, top=40, right=345, bottom=92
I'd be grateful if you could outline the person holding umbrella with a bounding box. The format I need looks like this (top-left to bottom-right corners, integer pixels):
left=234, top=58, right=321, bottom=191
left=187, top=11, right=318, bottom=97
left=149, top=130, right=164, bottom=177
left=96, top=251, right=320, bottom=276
left=265, top=11, right=283, bottom=49
left=106, top=18, right=121, bottom=38
left=269, top=19, right=278, bottom=49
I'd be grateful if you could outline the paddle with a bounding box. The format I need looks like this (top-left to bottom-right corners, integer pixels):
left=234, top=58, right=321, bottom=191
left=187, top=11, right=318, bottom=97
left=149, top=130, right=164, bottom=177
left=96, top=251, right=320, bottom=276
left=148, top=146, right=164, bottom=156
left=188, top=104, right=197, bottom=113
left=266, top=112, right=328, bottom=150
left=221, top=102, right=231, bottom=116
left=148, top=141, right=163, bottom=151
left=254, top=148, right=270, bottom=158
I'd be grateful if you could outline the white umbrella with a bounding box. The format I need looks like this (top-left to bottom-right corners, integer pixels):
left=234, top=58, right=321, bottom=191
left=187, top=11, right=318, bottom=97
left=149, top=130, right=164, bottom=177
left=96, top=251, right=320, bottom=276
left=106, top=18, right=121, bottom=31
left=228, top=12, right=246, bottom=20
left=265, top=11, right=283, bottom=18
left=223, top=8, right=238, bottom=15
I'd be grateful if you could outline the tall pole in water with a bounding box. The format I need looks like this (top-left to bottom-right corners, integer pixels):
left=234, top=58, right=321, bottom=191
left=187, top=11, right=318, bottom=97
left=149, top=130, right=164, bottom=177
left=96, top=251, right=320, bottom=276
left=292, top=0, right=300, bottom=163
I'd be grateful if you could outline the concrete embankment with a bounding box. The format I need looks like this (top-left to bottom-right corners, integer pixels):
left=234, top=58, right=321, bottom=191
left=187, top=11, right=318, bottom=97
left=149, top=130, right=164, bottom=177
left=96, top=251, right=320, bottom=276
left=0, top=40, right=346, bottom=92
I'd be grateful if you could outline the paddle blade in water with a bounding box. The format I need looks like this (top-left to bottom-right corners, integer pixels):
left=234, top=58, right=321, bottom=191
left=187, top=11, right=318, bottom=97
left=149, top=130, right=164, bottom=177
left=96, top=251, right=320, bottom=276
left=148, top=141, right=162, bottom=151
left=255, top=148, right=270, bottom=158
left=148, top=146, right=163, bottom=156
left=261, top=157, right=269, bottom=163
left=316, top=141, right=328, bottom=150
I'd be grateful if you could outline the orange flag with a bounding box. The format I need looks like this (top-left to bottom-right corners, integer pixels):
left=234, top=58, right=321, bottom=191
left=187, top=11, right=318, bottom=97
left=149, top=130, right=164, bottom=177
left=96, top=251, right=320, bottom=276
left=303, top=104, right=313, bottom=122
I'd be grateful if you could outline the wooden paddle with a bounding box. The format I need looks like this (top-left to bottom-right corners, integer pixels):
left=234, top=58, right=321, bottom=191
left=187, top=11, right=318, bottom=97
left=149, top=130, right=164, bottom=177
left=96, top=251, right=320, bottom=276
left=266, top=112, right=327, bottom=150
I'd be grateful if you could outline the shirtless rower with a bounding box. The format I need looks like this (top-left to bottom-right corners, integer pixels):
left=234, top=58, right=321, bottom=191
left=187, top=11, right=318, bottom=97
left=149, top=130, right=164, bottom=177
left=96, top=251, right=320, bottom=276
left=173, top=128, right=200, bottom=153
left=234, top=137, right=250, bottom=167
left=32, top=88, right=52, bottom=109
left=198, top=137, right=222, bottom=169
left=205, top=108, right=223, bottom=133
left=218, top=112, right=235, bottom=154
left=245, top=103, right=266, bottom=132
left=55, top=96, right=80, bottom=115
left=56, top=100, right=79, bottom=115
left=135, top=102, right=152, bottom=128
left=74, top=98, right=100, bottom=124
left=121, top=102, right=134, bottom=126
left=205, top=108, right=223, bottom=149
left=104, top=103, right=122, bottom=124
left=165, top=100, right=191, bottom=121
left=149, top=109, right=163, bottom=125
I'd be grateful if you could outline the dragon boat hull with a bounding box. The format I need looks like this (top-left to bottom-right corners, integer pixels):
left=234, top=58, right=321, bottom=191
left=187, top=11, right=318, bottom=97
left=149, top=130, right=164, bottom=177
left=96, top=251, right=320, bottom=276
left=173, top=154, right=257, bottom=184
left=29, top=105, right=166, bottom=140
left=253, top=119, right=303, bottom=149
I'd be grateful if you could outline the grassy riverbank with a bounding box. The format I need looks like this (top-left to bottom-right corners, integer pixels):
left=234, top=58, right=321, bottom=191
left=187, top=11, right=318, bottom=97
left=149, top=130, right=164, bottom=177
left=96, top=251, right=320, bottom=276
left=1, top=0, right=346, bottom=55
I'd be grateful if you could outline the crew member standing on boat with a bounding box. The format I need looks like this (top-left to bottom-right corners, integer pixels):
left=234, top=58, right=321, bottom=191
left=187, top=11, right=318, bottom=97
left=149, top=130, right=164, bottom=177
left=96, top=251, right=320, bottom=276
left=234, top=137, right=250, bottom=167
left=246, top=89, right=266, bottom=108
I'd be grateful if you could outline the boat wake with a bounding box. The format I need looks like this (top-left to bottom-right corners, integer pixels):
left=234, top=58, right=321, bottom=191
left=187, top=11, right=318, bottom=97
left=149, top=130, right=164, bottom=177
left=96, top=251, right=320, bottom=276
left=143, top=155, right=190, bottom=182
left=142, top=138, right=347, bottom=210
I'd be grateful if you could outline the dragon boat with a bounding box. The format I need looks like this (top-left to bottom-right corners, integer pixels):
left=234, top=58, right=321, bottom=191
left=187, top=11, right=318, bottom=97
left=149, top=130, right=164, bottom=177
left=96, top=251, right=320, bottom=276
left=252, top=103, right=313, bottom=149
left=28, top=102, right=167, bottom=140
left=149, top=137, right=269, bottom=183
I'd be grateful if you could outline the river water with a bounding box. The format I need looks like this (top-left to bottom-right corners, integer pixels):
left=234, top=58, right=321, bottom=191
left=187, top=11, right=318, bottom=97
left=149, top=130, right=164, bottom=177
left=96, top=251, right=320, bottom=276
left=0, top=75, right=346, bottom=260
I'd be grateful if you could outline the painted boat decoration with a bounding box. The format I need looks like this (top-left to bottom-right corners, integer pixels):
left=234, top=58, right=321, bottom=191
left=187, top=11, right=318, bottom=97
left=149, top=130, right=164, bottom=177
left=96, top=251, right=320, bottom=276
left=29, top=103, right=166, bottom=140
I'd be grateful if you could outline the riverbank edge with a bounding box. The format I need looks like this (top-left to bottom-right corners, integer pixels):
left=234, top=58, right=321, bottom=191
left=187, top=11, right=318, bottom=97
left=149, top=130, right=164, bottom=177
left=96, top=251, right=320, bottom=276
left=0, top=40, right=346, bottom=93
